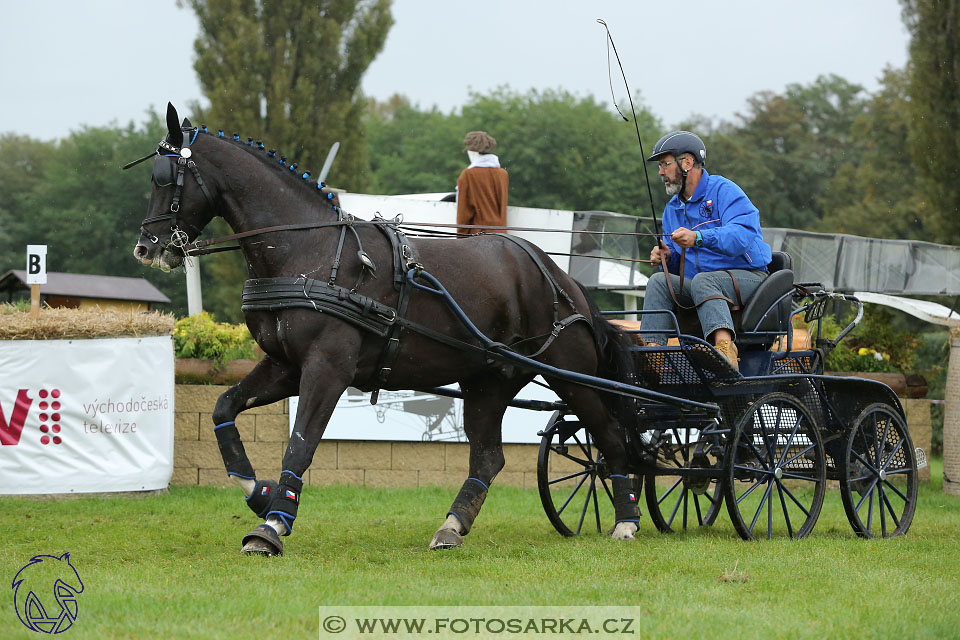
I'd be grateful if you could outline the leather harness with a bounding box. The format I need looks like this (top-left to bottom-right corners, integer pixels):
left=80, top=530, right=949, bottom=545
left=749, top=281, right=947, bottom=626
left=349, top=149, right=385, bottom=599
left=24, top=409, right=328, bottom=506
left=239, top=221, right=589, bottom=401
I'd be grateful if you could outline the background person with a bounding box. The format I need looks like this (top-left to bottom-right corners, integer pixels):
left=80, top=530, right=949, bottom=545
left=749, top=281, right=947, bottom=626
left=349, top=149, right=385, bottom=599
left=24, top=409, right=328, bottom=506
left=642, top=130, right=772, bottom=371
left=456, top=130, right=509, bottom=234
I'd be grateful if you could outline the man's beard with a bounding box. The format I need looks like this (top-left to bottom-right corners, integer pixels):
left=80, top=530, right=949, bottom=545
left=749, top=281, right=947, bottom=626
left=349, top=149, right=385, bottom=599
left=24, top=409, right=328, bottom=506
left=664, top=177, right=682, bottom=196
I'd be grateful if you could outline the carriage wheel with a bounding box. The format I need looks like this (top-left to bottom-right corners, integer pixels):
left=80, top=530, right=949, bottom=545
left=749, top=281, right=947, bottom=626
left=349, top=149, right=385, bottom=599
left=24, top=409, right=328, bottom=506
left=841, top=404, right=918, bottom=538
left=644, top=422, right=724, bottom=533
left=724, top=392, right=825, bottom=540
left=537, top=412, right=637, bottom=537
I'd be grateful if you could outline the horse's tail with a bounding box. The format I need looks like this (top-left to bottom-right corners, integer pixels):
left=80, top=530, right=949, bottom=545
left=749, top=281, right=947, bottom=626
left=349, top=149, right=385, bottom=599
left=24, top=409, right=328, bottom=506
left=573, top=280, right=640, bottom=435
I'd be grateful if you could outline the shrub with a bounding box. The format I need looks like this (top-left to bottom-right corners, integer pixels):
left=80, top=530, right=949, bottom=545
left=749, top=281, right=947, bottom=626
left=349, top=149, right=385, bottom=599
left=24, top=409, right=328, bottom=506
left=797, top=306, right=917, bottom=373
left=173, top=312, right=255, bottom=364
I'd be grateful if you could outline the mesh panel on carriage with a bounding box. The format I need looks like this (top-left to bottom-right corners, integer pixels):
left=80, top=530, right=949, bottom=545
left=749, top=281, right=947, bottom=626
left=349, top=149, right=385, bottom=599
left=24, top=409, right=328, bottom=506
left=632, top=342, right=740, bottom=388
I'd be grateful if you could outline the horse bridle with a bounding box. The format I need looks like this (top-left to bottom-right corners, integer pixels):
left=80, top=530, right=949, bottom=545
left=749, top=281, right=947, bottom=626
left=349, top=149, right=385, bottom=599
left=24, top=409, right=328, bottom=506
left=125, top=127, right=217, bottom=254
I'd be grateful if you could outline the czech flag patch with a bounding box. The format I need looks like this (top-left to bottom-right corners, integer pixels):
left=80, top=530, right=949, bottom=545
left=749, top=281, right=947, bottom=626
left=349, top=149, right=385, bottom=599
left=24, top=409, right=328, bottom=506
left=260, top=485, right=271, bottom=496
left=628, top=493, right=637, bottom=502
left=285, top=489, right=298, bottom=502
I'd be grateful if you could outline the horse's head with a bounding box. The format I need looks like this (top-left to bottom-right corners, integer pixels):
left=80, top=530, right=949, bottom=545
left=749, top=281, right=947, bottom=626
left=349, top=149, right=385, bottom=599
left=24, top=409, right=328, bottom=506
left=129, top=103, right=218, bottom=271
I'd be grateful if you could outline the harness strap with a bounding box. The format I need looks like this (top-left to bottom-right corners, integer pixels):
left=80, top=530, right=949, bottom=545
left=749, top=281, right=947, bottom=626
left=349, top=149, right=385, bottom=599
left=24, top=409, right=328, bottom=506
left=241, top=278, right=397, bottom=336
left=329, top=224, right=348, bottom=286
left=511, top=313, right=589, bottom=358
left=498, top=234, right=578, bottom=325
left=186, top=159, right=216, bottom=207
left=368, top=225, right=417, bottom=402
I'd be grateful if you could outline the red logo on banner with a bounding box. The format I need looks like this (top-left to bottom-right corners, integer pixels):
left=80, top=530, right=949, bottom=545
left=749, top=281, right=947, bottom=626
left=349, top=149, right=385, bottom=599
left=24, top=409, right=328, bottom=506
left=0, top=390, right=34, bottom=446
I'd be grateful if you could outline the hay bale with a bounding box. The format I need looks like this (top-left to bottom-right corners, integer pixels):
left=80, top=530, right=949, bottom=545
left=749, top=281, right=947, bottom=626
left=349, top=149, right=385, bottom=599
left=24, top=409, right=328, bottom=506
left=609, top=319, right=645, bottom=345
left=0, top=304, right=174, bottom=340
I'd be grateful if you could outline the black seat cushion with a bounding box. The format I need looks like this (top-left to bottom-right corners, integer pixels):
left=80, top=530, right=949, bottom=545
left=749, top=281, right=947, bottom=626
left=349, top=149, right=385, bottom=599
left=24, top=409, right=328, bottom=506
left=737, top=269, right=794, bottom=340
left=768, top=251, right=792, bottom=273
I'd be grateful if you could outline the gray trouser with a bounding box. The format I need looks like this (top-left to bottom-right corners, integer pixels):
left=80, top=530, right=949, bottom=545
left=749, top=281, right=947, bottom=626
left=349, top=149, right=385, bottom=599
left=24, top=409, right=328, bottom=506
left=641, top=269, right=769, bottom=344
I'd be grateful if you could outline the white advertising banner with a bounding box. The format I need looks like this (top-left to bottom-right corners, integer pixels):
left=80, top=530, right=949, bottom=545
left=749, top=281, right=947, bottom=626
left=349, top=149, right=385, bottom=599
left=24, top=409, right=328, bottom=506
left=0, top=336, right=174, bottom=494
left=290, top=379, right=560, bottom=444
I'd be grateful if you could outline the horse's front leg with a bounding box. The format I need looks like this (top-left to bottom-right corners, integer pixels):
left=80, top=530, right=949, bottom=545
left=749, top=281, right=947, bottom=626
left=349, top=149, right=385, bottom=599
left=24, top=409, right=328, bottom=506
left=210, top=355, right=299, bottom=503
left=241, top=356, right=352, bottom=556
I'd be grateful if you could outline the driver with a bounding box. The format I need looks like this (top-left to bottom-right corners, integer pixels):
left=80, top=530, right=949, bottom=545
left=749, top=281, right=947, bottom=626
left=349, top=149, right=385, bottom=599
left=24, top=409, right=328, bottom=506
left=641, top=131, right=772, bottom=371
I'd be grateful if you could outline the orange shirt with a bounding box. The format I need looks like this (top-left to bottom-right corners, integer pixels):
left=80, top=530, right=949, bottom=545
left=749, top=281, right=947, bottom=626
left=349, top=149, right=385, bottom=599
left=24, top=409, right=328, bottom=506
left=456, top=167, right=509, bottom=234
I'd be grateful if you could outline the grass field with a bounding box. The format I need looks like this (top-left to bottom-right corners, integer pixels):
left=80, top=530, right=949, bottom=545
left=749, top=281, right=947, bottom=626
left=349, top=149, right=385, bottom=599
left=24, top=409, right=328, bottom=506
left=2, top=459, right=959, bottom=639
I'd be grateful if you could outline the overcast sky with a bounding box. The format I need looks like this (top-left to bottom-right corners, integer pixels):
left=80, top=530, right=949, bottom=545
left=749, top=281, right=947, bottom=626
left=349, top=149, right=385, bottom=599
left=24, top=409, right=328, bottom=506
left=0, top=0, right=910, bottom=142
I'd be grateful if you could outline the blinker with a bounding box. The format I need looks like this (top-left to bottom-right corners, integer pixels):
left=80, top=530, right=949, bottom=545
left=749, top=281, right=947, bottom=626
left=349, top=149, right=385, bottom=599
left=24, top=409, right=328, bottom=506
left=151, top=155, right=177, bottom=186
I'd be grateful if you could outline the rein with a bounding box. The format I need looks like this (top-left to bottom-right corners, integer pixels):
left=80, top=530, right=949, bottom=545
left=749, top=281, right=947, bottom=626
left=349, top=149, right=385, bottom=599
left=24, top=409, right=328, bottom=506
left=185, top=218, right=666, bottom=258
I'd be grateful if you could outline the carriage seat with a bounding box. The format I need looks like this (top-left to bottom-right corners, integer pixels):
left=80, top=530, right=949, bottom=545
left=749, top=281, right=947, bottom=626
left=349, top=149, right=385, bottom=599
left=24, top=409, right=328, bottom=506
left=735, top=251, right=794, bottom=350
left=671, top=251, right=794, bottom=350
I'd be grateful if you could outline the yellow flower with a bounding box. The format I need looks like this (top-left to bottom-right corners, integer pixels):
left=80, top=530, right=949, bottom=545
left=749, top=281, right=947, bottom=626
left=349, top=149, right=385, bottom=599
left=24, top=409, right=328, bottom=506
left=858, top=347, right=869, bottom=356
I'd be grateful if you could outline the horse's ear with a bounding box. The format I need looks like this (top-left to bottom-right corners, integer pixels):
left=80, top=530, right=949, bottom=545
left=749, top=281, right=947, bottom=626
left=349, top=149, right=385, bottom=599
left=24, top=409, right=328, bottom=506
left=181, top=117, right=192, bottom=129
left=166, top=102, right=183, bottom=147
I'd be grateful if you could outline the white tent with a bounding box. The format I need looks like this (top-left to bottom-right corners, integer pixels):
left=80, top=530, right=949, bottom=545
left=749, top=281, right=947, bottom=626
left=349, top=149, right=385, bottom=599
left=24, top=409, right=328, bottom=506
left=854, top=291, right=960, bottom=328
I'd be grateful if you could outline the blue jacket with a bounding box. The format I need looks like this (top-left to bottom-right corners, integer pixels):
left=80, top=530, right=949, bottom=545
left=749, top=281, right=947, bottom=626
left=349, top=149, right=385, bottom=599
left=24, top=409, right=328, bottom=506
left=660, top=169, right=771, bottom=276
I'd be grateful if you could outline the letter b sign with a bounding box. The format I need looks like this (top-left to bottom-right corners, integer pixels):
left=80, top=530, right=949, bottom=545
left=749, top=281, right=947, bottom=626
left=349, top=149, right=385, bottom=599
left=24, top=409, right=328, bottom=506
left=26, top=245, right=47, bottom=285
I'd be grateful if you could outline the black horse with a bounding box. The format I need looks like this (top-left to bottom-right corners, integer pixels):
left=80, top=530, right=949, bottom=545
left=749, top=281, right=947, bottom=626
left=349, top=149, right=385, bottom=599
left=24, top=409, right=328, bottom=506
left=131, top=104, right=641, bottom=555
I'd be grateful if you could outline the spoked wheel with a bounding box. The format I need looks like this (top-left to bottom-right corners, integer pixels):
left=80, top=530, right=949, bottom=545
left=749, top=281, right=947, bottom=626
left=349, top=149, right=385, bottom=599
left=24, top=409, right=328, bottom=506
left=724, top=392, right=826, bottom=540
left=645, top=420, right=725, bottom=533
left=537, top=412, right=638, bottom=537
left=841, top=404, right=918, bottom=538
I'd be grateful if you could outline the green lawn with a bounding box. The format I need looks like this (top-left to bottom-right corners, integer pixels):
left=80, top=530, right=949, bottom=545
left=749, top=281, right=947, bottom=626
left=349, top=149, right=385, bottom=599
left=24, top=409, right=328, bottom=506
left=2, top=459, right=959, bottom=639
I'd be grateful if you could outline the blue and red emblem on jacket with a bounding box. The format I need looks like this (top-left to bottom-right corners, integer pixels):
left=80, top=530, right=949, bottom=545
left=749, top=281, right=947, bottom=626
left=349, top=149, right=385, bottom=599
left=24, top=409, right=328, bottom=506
left=699, top=198, right=714, bottom=218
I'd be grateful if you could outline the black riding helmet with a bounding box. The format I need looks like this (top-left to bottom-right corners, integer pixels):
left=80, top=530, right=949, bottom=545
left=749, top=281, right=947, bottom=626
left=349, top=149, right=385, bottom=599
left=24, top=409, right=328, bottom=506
left=647, top=130, right=707, bottom=166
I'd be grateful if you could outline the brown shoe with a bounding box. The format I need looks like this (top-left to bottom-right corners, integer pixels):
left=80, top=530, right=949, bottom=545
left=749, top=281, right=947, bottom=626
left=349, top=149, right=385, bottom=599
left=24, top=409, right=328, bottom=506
left=714, top=339, right=739, bottom=372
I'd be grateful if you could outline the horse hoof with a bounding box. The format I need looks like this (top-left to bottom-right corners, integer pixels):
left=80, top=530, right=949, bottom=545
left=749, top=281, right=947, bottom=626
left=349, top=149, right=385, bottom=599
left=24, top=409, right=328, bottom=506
left=611, top=522, right=638, bottom=541
left=429, top=528, right=463, bottom=550
left=241, top=524, right=284, bottom=556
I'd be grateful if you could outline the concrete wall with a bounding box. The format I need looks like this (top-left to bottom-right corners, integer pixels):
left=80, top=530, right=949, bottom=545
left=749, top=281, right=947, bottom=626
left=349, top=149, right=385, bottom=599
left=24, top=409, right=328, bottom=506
left=173, top=384, right=936, bottom=488
left=902, top=398, right=932, bottom=484
left=173, top=385, right=540, bottom=489
left=943, top=327, right=960, bottom=497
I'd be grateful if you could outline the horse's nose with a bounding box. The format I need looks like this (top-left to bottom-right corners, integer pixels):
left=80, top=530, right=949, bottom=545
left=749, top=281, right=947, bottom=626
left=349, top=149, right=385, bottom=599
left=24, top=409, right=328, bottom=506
left=134, top=244, right=149, bottom=259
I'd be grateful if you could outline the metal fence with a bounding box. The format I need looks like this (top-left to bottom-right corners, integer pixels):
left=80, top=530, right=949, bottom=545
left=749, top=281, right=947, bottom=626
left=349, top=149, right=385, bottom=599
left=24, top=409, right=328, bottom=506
left=565, top=210, right=960, bottom=297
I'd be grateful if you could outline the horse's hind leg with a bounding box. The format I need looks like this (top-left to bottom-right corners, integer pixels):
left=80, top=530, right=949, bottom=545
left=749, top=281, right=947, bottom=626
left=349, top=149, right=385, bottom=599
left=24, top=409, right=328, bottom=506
left=545, top=379, right=641, bottom=540
left=210, top=356, right=299, bottom=515
left=430, top=375, right=529, bottom=550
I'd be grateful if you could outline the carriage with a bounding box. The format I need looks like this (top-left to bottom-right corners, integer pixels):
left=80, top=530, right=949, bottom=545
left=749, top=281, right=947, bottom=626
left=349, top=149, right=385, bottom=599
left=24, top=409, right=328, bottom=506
left=130, top=104, right=920, bottom=554
left=535, top=252, right=922, bottom=541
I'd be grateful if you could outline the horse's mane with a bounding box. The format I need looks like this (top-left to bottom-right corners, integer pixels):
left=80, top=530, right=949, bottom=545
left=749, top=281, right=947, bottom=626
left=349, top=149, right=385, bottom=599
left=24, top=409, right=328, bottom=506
left=199, top=129, right=340, bottom=208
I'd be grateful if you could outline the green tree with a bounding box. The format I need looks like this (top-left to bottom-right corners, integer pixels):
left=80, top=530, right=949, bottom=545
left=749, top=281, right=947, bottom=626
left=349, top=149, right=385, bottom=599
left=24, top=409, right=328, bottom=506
left=707, top=75, right=868, bottom=231
left=900, top=0, right=960, bottom=244
left=818, top=68, right=928, bottom=239
left=363, top=95, right=466, bottom=194
left=182, top=0, right=393, bottom=191
left=0, top=135, right=56, bottom=271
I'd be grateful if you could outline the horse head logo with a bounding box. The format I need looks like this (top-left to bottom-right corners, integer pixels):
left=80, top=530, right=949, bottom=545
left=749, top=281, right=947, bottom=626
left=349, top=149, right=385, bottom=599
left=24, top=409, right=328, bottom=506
left=11, top=552, right=84, bottom=634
